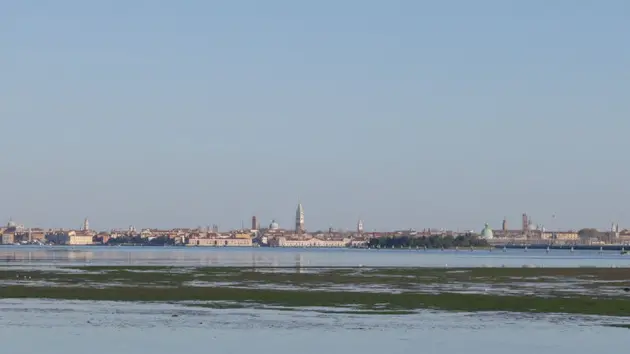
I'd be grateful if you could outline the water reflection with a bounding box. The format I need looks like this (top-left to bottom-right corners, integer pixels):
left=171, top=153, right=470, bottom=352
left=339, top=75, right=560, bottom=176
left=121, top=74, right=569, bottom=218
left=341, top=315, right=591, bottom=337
left=0, top=246, right=629, bottom=267
left=0, top=299, right=628, bottom=354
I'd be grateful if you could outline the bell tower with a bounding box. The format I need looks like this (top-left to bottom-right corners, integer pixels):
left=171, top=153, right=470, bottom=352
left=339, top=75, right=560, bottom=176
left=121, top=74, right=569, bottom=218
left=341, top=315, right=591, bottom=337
left=295, top=202, right=305, bottom=235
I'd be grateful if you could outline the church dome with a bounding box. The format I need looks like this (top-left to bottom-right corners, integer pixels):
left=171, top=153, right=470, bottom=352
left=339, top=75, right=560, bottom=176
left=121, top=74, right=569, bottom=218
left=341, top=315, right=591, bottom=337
left=269, top=220, right=279, bottom=230
left=480, top=223, right=494, bottom=239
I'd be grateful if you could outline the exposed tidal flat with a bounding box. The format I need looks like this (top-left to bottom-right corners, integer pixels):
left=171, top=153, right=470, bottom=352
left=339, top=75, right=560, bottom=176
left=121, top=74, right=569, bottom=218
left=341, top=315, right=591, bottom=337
left=2, top=247, right=630, bottom=318
left=2, top=251, right=630, bottom=353
left=1, top=266, right=630, bottom=317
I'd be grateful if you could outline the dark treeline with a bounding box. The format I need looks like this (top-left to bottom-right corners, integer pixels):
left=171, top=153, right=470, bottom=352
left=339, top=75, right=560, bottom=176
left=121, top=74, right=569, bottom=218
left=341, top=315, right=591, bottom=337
left=367, top=234, right=490, bottom=249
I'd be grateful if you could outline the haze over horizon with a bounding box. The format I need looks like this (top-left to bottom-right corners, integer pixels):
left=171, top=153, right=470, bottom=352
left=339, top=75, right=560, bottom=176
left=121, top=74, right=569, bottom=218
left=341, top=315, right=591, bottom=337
left=1, top=1, right=629, bottom=231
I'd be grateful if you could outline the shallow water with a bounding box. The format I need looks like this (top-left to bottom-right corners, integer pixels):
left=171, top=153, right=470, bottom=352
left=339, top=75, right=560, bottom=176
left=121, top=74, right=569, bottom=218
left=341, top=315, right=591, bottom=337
left=1, top=299, right=629, bottom=354
left=1, top=246, right=629, bottom=268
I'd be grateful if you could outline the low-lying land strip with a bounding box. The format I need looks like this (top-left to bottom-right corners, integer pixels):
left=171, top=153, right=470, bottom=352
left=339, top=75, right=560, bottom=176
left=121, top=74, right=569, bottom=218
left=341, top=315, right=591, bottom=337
left=1, top=266, right=629, bottom=316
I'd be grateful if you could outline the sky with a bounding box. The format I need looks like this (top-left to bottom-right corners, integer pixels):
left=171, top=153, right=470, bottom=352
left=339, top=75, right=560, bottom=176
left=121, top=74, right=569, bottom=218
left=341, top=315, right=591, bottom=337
left=1, top=0, right=629, bottom=232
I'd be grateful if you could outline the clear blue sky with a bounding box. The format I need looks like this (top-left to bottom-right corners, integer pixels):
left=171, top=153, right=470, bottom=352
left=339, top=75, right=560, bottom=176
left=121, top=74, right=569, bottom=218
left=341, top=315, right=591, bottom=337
left=1, top=0, right=629, bottom=232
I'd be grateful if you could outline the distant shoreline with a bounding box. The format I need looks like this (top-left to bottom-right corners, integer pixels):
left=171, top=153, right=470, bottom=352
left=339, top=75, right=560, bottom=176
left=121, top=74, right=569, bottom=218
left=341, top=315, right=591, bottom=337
left=2, top=243, right=629, bottom=251
left=498, top=244, right=629, bottom=251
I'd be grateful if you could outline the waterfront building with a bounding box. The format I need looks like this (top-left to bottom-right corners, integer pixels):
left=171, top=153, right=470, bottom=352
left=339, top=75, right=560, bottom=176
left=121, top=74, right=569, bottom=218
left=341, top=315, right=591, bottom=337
left=491, top=228, right=522, bottom=238
left=11, top=228, right=46, bottom=243
left=96, top=232, right=111, bottom=244
left=270, top=236, right=350, bottom=248
left=1, top=231, right=15, bottom=244
left=540, top=231, right=579, bottom=242
left=349, top=238, right=369, bottom=248
left=1, top=219, right=24, bottom=244
left=46, top=230, right=94, bottom=245
left=68, top=231, right=94, bottom=245
left=617, top=231, right=630, bottom=244
left=187, top=237, right=252, bottom=247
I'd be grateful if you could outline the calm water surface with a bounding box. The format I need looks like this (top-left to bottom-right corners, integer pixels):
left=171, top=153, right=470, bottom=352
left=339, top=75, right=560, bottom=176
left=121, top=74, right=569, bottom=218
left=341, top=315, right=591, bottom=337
left=2, top=248, right=630, bottom=352
left=1, top=299, right=629, bottom=354
left=0, top=246, right=629, bottom=267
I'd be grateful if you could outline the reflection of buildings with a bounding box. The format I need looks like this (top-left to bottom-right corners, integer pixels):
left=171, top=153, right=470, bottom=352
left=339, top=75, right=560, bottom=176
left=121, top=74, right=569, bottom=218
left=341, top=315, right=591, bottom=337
left=66, top=250, right=94, bottom=261
left=295, top=254, right=305, bottom=272
left=0, top=249, right=93, bottom=263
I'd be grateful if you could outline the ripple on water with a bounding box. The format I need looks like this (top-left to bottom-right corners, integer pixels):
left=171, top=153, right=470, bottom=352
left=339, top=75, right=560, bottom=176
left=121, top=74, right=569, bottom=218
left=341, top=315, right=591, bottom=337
left=1, top=299, right=630, bottom=354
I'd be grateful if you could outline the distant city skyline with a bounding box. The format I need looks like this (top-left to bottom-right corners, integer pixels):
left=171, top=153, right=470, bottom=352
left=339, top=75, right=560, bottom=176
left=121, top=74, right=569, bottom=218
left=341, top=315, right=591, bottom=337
left=1, top=209, right=623, bottom=233
left=2, top=1, right=629, bottom=230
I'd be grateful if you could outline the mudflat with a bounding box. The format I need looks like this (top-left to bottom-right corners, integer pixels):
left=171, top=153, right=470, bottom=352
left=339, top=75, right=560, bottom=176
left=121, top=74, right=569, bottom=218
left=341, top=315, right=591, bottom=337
left=1, top=266, right=629, bottom=316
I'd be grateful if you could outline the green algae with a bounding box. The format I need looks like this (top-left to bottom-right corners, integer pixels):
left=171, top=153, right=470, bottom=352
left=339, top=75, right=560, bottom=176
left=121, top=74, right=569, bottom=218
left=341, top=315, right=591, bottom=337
left=1, top=285, right=629, bottom=317
left=1, top=266, right=629, bottom=317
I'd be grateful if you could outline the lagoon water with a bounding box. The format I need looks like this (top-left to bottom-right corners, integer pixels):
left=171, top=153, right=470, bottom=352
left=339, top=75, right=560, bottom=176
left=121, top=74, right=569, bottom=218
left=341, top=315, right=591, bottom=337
left=1, top=247, right=630, bottom=352
left=1, top=299, right=629, bottom=354
left=0, top=245, right=629, bottom=268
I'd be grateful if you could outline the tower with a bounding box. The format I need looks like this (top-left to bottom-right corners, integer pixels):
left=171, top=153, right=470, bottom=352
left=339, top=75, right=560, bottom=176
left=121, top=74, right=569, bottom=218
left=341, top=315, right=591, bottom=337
left=612, top=222, right=620, bottom=239
left=83, top=217, right=90, bottom=232
left=295, top=202, right=305, bottom=234
left=521, top=213, right=528, bottom=233
left=252, top=216, right=257, bottom=230
left=502, top=217, right=507, bottom=232
left=357, top=219, right=364, bottom=234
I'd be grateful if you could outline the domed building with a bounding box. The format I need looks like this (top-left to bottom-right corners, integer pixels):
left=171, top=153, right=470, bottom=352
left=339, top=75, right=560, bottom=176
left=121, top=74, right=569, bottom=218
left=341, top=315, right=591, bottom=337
left=269, top=220, right=279, bottom=230
left=480, top=223, right=494, bottom=239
